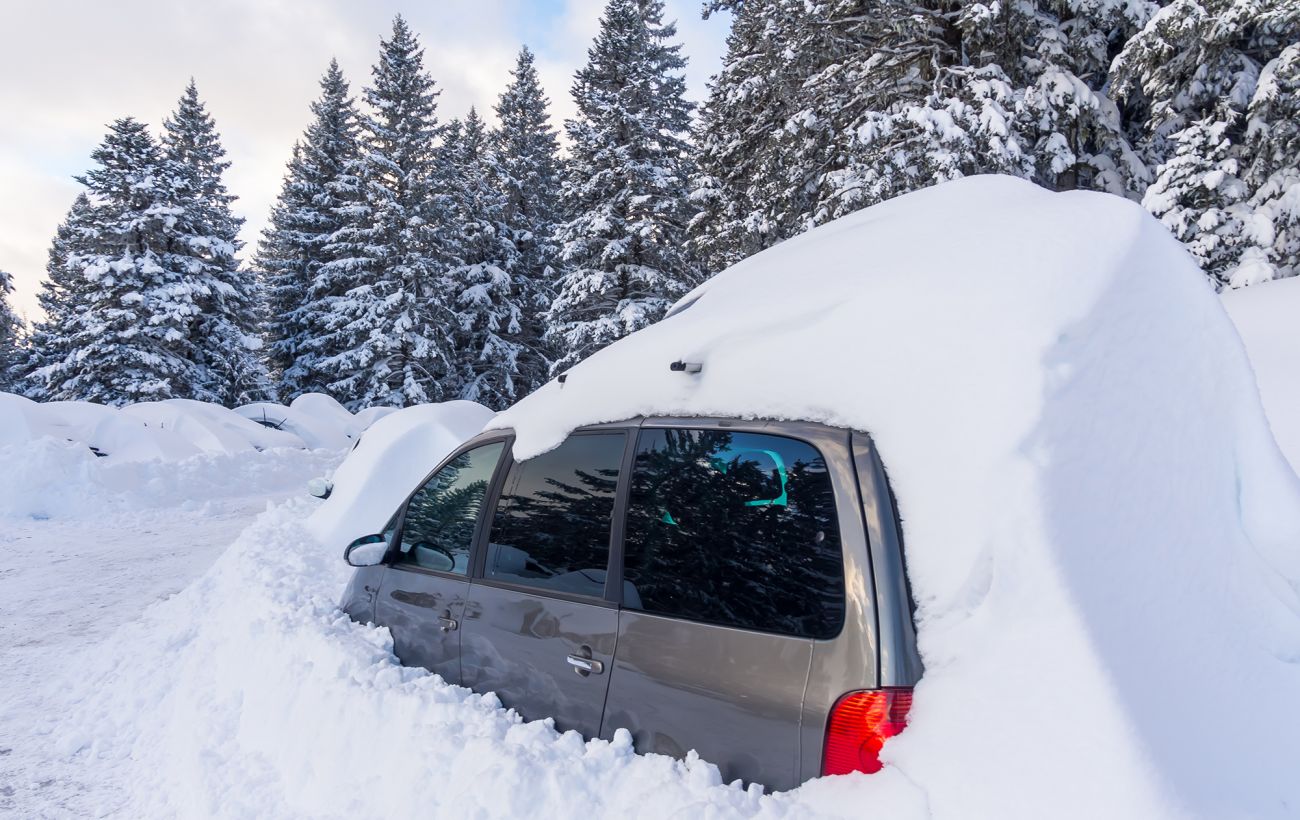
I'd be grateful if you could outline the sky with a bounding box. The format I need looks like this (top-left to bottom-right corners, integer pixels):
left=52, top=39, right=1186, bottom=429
left=0, top=0, right=729, bottom=322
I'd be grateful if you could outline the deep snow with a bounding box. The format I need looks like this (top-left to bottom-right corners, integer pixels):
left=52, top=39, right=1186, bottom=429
left=1223, top=275, right=1300, bottom=472
left=3, top=176, right=1299, bottom=819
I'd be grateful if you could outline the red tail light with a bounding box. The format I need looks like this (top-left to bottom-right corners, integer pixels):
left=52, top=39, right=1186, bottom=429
left=822, top=687, right=913, bottom=776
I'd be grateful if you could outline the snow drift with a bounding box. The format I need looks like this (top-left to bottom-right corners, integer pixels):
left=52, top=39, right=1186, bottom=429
left=11, top=176, right=1300, bottom=819
left=491, top=175, right=1300, bottom=817
left=1224, top=275, right=1300, bottom=473
left=0, top=392, right=393, bottom=519
left=306, top=400, right=497, bottom=550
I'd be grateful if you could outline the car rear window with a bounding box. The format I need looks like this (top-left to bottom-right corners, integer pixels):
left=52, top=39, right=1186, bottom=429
left=484, top=432, right=626, bottom=599
left=622, top=428, right=845, bottom=639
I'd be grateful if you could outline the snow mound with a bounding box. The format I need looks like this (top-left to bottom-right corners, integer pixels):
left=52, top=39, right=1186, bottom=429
left=1224, top=275, right=1300, bottom=472
left=306, top=400, right=496, bottom=550
left=489, top=176, right=1300, bottom=817
left=236, top=397, right=360, bottom=450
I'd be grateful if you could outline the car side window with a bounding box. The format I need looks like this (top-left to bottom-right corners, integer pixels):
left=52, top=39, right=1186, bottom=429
left=395, top=441, right=505, bottom=574
left=484, top=433, right=625, bottom=599
left=622, top=428, right=845, bottom=638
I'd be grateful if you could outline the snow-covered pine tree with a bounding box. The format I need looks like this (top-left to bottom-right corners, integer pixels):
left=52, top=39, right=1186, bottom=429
left=689, top=0, right=809, bottom=271
left=1236, top=42, right=1300, bottom=284
left=256, top=59, right=365, bottom=400
left=37, top=119, right=200, bottom=404
left=162, top=80, right=269, bottom=404
left=1112, top=0, right=1300, bottom=286
left=0, top=270, right=21, bottom=392
left=1143, top=120, right=1250, bottom=287
left=548, top=0, right=701, bottom=374
left=491, top=45, right=563, bottom=393
left=319, top=16, right=456, bottom=408
left=16, top=193, right=96, bottom=398
left=442, top=107, right=533, bottom=409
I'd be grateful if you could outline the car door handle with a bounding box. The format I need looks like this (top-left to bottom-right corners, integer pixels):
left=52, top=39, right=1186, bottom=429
left=437, top=616, right=458, bottom=633
left=566, top=654, right=604, bottom=675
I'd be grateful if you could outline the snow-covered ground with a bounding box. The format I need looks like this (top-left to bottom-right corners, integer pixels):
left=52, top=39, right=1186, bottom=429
left=1223, top=275, right=1300, bottom=472
left=3, top=177, right=1298, bottom=819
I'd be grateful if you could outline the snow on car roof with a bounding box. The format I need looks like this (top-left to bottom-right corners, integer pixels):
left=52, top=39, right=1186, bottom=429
left=492, top=175, right=1300, bottom=816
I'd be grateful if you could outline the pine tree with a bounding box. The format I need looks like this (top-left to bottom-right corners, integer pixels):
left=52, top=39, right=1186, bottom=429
left=256, top=59, right=365, bottom=400
left=37, top=119, right=201, bottom=404
left=1143, top=120, right=1250, bottom=287
left=689, top=1, right=814, bottom=271
left=492, top=46, right=563, bottom=393
left=319, top=16, right=456, bottom=408
left=162, top=80, right=270, bottom=404
left=1235, top=42, right=1300, bottom=285
left=443, top=108, right=530, bottom=409
left=0, top=270, right=22, bottom=392
left=17, top=194, right=96, bottom=398
left=1112, top=0, right=1300, bottom=286
left=548, top=0, right=701, bottom=374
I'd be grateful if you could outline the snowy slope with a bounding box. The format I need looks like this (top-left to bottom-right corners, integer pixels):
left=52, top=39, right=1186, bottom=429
left=1224, top=275, right=1300, bottom=472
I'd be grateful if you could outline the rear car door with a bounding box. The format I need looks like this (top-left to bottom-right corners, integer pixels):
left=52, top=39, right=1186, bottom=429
left=374, top=440, right=506, bottom=686
left=600, top=424, right=848, bottom=791
left=459, top=431, right=627, bottom=736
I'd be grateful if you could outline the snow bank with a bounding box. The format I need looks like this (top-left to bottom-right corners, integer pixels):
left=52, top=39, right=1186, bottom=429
left=488, top=176, right=1300, bottom=817
left=0, top=391, right=382, bottom=460
left=18, top=501, right=826, bottom=819
left=1224, top=275, right=1300, bottom=472
left=306, top=400, right=495, bottom=550
left=0, top=438, right=341, bottom=520
left=0, top=392, right=404, bottom=520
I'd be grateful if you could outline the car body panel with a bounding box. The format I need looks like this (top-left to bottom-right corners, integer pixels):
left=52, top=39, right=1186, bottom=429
left=374, top=567, right=470, bottom=685
left=460, top=581, right=618, bottom=736
left=600, top=609, right=812, bottom=790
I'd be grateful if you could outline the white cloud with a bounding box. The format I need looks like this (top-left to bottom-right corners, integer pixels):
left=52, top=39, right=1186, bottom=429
left=0, top=0, right=727, bottom=323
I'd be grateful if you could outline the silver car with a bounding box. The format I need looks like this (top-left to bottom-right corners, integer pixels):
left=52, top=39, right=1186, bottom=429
left=340, top=416, right=922, bottom=791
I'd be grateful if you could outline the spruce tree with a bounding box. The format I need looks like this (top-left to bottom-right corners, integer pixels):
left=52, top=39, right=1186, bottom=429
left=492, top=46, right=562, bottom=393
left=1236, top=43, right=1300, bottom=284
left=548, top=0, right=701, bottom=374
left=256, top=59, right=365, bottom=399
left=320, top=16, right=456, bottom=408
left=1143, top=120, right=1250, bottom=287
left=0, top=271, right=21, bottom=392
left=38, top=119, right=200, bottom=404
left=18, top=194, right=96, bottom=398
left=443, top=107, right=531, bottom=409
left=1112, top=0, right=1300, bottom=286
left=162, top=80, right=270, bottom=404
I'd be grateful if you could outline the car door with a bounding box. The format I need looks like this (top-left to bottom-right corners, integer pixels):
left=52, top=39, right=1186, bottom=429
left=374, top=439, right=507, bottom=686
left=459, top=431, right=628, bottom=737
left=599, top=424, right=849, bottom=791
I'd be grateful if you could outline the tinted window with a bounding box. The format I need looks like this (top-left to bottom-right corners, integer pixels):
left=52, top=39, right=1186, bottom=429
left=484, top=433, right=625, bottom=598
left=396, top=441, right=505, bottom=574
left=623, top=428, right=844, bottom=638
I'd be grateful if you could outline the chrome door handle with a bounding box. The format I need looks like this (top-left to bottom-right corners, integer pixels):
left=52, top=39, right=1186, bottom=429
left=566, top=654, right=604, bottom=675
left=437, top=616, right=458, bottom=633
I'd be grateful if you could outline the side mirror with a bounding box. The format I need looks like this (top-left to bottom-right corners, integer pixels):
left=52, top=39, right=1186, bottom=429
left=308, top=477, right=334, bottom=499
left=344, top=534, right=388, bottom=567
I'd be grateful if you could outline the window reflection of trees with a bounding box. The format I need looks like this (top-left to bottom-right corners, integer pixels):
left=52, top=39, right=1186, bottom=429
left=489, top=435, right=624, bottom=586
left=624, top=429, right=845, bottom=639
left=400, top=446, right=500, bottom=567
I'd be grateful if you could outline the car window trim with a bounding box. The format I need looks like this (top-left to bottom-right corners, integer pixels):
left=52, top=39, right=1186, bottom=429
left=471, top=427, right=635, bottom=607
left=387, top=433, right=513, bottom=580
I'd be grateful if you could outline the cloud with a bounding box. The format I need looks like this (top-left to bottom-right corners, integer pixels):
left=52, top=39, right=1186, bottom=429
left=0, top=0, right=727, bottom=323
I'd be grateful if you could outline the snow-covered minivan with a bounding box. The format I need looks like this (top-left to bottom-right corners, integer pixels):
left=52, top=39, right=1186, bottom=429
left=339, top=415, right=921, bottom=791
